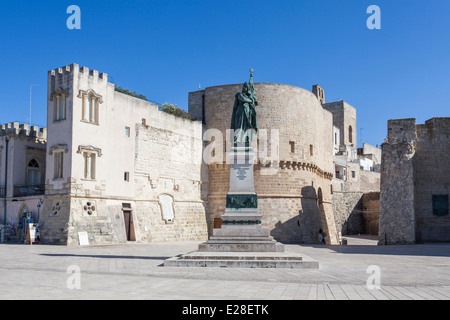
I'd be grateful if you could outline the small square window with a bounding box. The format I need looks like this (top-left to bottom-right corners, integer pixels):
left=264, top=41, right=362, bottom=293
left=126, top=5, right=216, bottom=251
left=142, top=118, right=147, bottom=126
left=289, top=141, right=295, bottom=153
left=125, top=127, right=130, bottom=137
left=124, top=172, right=130, bottom=182
left=310, top=144, right=314, bottom=156
left=352, top=171, right=356, bottom=178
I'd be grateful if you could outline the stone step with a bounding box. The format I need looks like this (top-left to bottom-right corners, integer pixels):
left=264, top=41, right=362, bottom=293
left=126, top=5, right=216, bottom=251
left=164, top=252, right=319, bottom=269
left=180, top=255, right=302, bottom=261
left=164, top=259, right=313, bottom=268
left=198, top=242, right=285, bottom=252
left=205, top=237, right=276, bottom=242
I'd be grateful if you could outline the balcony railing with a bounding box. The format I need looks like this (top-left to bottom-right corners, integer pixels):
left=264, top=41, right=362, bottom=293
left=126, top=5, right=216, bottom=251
left=13, top=185, right=45, bottom=197
left=0, top=186, right=5, bottom=198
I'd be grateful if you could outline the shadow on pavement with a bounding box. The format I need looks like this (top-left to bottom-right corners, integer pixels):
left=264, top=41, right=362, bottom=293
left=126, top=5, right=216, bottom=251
left=295, top=235, right=450, bottom=258
left=39, top=253, right=174, bottom=260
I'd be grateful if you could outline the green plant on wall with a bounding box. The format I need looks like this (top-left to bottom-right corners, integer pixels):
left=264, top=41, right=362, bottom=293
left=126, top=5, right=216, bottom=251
left=160, top=102, right=191, bottom=120
left=115, top=86, right=148, bottom=101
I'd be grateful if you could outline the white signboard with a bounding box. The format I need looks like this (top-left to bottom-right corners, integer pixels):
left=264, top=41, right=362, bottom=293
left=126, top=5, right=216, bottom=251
left=78, top=231, right=89, bottom=246
left=28, top=224, right=37, bottom=244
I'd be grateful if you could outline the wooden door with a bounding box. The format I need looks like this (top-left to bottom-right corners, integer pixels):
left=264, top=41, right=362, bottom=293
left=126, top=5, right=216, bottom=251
left=123, top=210, right=135, bottom=241
left=214, top=218, right=222, bottom=229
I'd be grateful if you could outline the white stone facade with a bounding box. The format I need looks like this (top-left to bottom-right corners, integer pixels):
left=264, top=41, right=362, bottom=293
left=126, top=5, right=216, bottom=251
left=0, top=64, right=208, bottom=245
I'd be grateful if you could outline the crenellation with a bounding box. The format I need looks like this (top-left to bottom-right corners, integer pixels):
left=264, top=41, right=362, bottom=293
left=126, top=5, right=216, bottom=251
left=89, top=69, right=98, bottom=77
left=80, top=66, right=89, bottom=74
left=387, top=118, right=417, bottom=143
left=19, top=123, right=30, bottom=135
left=0, top=122, right=47, bottom=142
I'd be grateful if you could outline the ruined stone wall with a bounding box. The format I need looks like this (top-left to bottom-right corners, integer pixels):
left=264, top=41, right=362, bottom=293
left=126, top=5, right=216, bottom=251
left=414, top=118, right=450, bottom=242
left=379, top=141, right=416, bottom=244
left=331, top=191, right=364, bottom=236
left=379, top=117, right=450, bottom=244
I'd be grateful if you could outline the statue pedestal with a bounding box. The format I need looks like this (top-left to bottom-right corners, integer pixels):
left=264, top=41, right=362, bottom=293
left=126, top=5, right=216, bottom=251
left=200, top=147, right=283, bottom=252
left=163, top=75, right=319, bottom=268
left=164, top=148, right=318, bottom=268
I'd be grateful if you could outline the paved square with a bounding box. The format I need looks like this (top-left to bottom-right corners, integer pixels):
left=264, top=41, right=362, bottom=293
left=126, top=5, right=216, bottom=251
left=0, top=236, right=449, bottom=300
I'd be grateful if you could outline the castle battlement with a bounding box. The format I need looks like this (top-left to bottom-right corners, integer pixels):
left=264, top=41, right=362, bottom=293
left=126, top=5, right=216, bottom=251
left=0, top=122, right=47, bottom=142
left=48, top=63, right=108, bottom=82
left=387, top=117, right=450, bottom=144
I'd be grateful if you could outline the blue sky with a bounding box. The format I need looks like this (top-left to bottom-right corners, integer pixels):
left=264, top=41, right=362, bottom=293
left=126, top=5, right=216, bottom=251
left=0, top=0, right=449, bottom=147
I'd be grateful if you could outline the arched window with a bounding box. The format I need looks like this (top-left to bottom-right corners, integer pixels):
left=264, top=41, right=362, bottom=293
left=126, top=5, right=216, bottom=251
left=27, top=159, right=41, bottom=186
left=52, top=88, right=67, bottom=121
left=349, top=126, right=353, bottom=144
left=28, top=159, right=39, bottom=168
left=81, top=90, right=100, bottom=124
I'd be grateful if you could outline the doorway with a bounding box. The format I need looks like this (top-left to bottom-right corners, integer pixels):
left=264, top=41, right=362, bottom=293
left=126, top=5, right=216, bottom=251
left=317, top=187, right=330, bottom=244
left=122, top=203, right=135, bottom=241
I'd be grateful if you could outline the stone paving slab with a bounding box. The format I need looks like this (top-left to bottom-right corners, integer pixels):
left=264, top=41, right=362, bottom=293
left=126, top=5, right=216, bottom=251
left=0, top=237, right=449, bottom=300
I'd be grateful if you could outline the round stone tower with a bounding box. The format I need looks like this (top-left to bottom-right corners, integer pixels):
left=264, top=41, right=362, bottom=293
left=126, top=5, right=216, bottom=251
left=190, top=82, right=338, bottom=244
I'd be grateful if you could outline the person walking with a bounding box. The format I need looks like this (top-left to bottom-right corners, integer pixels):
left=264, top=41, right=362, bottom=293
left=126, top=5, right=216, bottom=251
left=318, top=229, right=326, bottom=244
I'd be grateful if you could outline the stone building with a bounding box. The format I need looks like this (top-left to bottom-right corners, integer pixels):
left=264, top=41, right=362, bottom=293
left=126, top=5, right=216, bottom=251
left=189, top=83, right=380, bottom=244
left=379, top=117, right=450, bottom=244
left=1, top=64, right=208, bottom=245
left=0, top=64, right=381, bottom=245
left=0, top=123, right=47, bottom=241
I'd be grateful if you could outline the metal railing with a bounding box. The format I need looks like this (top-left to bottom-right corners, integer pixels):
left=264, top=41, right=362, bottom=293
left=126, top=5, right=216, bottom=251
left=13, top=185, right=45, bottom=197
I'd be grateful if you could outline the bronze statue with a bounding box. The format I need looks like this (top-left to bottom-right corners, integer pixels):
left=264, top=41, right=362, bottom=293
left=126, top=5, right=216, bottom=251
left=231, top=69, right=258, bottom=147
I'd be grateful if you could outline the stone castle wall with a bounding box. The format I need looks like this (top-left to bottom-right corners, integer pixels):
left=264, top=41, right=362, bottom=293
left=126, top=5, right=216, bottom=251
left=331, top=191, right=364, bottom=236
left=379, top=141, right=416, bottom=244
left=414, top=118, right=450, bottom=242
left=133, top=121, right=208, bottom=243
left=379, top=117, right=450, bottom=244
left=191, top=83, right=338, bottom=244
